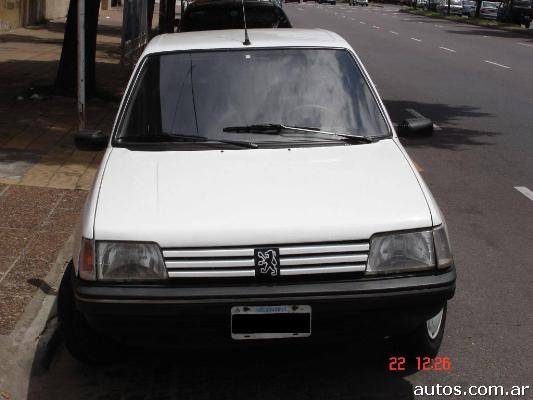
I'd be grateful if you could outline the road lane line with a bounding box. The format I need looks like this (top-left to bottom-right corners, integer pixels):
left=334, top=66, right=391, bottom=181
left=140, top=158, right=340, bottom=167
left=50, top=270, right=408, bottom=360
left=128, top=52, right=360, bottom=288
left=439, top=46, right=456, bottom=52
left=406, top=108, right=442, bottom=131
left=483, top=60, right=511, bottom=69
left=411, top=37, right=422, bottom=42
left=390, top=30, right=399, bottom=35
left=360, top=21, right=366, bottom=24
left=514, top=186, right=533, bottom=202
left=372, top=25, right=380, bottom=29
left=350, top=17, right=355, bottom=20
left=435, top=24, right=444, bottom=27
left=518, top=42, right=533, bottom=48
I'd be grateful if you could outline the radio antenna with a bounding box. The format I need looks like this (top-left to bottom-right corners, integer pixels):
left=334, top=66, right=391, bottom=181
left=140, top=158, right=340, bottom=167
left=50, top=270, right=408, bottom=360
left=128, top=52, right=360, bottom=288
left=241, top=0, right=251, bottom=45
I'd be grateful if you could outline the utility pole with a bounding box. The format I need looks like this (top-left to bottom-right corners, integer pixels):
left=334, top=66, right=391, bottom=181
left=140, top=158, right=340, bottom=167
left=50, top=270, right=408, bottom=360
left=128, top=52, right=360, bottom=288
left=77, top=0, right=86, bottom=131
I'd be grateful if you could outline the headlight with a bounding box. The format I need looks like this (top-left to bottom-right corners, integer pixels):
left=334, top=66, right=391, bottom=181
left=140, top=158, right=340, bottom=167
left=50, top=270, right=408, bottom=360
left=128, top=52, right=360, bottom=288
left=96, top=242, right=167, bottom=282
left=367, top=230, right=435, bottom=274
left=433, top=224, right=453, bottom=269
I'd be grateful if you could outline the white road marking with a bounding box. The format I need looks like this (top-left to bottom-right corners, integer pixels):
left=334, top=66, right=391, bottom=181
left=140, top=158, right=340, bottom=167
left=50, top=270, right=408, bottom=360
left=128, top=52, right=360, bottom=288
left=435, top=24, right=444, bottom=27
left=342, top=15, right=346, bottom=17
left=360, top=21, right=366, bottom=24
left=373, top=25, right=380, bottom=29
left=483, top=60, right=511, bottom=69
left=518, top=42, right=533, bottom=48
left=350, top=17, right=355, bottom=20
left=439, top=46, right=456, bottom=52
left=514, top=186, right=533, bottom=202
left=411, top=37, right=422, bottom=42
left=406, top=108, right=442, bottom=130
left=390, top=30, right=399, bottom=35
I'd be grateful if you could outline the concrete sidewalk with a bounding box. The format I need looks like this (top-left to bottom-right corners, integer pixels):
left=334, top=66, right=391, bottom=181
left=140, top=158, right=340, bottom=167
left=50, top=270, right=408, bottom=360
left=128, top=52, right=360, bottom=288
left=0, top=9, right=129, bottom=398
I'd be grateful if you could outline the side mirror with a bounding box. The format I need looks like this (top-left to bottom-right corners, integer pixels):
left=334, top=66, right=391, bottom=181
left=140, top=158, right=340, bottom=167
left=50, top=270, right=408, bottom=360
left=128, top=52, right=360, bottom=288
left=74, top=129, right=109, bottom=151
left=396, top=117, right=434, bottom=137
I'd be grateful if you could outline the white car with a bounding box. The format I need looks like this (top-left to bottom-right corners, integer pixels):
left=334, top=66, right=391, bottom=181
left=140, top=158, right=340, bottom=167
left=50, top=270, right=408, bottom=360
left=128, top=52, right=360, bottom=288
left=350, top=0, right=369, bottom=6
left=480, top=1, right=501, bottom=18
left=59, top=29, right=456, bottom=363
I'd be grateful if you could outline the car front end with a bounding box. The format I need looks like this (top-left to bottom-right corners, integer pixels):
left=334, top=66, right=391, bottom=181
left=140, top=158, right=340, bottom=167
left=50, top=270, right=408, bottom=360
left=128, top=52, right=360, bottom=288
left=60, top=29, right=456, bottom=363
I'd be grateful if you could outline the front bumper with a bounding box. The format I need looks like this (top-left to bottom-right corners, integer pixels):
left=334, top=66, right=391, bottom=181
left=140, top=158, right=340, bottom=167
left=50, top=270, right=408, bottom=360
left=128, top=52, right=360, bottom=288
left=74, top=267, right=456, bottom=344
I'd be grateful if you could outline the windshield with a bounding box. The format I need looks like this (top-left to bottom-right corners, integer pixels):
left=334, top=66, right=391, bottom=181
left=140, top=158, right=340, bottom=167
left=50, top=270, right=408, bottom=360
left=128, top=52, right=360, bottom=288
left=117, top=49, right=389, bottom=148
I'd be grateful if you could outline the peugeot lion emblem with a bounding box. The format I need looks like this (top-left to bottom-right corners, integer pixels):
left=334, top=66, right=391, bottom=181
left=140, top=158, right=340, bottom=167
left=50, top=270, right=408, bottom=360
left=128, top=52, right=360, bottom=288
left=254, top=248, right=280, bottom=278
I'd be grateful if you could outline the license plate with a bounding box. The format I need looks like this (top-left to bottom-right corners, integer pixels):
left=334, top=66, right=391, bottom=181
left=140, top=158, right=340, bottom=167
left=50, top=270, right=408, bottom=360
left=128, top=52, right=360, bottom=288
left=231, top=305, right=311, bottom=340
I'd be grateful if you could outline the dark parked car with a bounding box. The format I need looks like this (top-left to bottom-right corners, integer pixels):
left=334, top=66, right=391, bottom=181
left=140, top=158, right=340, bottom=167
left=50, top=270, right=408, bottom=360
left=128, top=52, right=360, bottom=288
left=178, top=0, right=292, bottom=32
left=497, top=0, right=532, bottom=27
left=462, top=0, right=477, bottom=16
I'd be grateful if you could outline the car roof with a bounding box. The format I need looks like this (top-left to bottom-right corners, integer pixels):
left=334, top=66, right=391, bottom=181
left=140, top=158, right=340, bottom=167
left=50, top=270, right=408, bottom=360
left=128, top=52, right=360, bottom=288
left=144, top=29, right=352, bottom=55
left=186, top=0, right=280, bottom=7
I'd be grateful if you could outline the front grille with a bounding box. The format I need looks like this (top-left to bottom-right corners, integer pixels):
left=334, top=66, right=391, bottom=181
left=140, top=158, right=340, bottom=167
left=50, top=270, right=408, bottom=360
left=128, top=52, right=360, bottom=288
left=162, top=241, right=369, bottom=279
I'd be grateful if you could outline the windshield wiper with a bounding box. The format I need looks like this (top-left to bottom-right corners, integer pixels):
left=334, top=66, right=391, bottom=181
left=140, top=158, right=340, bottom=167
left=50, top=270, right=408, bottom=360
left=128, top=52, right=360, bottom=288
left=117, top=133, right=258, bottom=149
left=223, top=124, right=374, bottom=144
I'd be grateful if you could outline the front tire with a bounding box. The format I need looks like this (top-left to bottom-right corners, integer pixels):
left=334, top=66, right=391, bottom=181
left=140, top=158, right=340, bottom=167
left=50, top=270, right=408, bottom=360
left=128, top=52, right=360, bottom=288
left=58, top=263, right=120, bottom=364
left=391, top=303, right=447, bottom=359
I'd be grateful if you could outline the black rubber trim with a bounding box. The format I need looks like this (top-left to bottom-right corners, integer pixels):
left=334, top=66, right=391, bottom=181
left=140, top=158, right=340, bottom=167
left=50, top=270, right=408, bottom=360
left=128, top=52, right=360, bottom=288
left=73, top=267, right=455, bottom=305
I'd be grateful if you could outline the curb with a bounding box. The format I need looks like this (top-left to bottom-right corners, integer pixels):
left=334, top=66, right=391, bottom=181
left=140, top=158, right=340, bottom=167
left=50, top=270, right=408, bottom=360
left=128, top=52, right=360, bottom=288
left=0, top=234, right=75, bottom=400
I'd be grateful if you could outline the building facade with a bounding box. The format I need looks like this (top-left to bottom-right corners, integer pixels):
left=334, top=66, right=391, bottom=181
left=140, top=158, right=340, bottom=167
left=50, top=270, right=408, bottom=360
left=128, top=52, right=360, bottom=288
left=0, top=0, right=70, bottom=31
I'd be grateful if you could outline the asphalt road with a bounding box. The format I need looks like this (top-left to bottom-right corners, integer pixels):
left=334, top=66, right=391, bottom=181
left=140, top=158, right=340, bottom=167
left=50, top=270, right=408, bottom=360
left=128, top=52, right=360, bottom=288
left=28, top=4, right=532, bottom=399
left=287, top=0, right=533, bottom=391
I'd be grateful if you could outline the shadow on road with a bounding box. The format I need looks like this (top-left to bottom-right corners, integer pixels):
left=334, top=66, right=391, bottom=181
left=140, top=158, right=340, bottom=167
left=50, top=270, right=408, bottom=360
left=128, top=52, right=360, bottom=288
left=383, top=99, right=501, bottom=150
left=443, top=27, right=533, bottom=40
left=28, top=338, right=416, bottom=400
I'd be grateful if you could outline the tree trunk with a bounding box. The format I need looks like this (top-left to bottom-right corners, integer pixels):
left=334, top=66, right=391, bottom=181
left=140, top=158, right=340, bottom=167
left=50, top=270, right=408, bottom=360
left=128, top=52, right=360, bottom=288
left=475, top=0, right=481, bottom=18
left=147, top=0, right=155, bottom=32
left=55, top=0, right=102, bottom=97
left=159, top=0, right=177, bottom=33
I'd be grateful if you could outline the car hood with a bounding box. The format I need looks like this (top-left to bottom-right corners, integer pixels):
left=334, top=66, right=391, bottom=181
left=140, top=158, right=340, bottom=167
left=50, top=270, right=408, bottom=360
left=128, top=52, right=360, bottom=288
left=94, top=140, right=432, bottom=247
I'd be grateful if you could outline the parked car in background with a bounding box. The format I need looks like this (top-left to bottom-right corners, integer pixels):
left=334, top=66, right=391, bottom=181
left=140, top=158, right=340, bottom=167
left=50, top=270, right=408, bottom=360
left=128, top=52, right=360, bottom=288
left=428, top=0, right=442, bottom=10
left=462, top=0, right=477, bottom=16
left=497, top=0, right=531, bottom=27
left=416, top=0, right=429, bottom=7
left=317, top=0, right=337, bottom=5
left=178, top=0, right=292, bottom=31
left=350, top=0, right=369, bottom=6
left=436, top=0, right=463, bottom=14
left=480, top=1, right=501, bottom=18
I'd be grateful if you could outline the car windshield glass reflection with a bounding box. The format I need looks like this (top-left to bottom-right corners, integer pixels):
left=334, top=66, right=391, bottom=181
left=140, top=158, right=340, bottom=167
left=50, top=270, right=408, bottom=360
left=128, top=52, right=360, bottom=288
left=118, top=49, right=389, bottom=147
